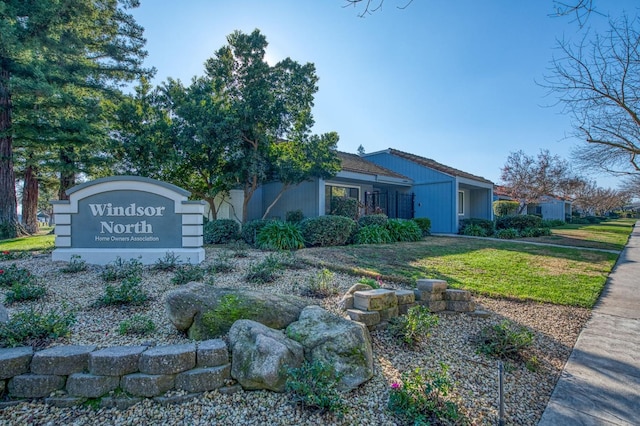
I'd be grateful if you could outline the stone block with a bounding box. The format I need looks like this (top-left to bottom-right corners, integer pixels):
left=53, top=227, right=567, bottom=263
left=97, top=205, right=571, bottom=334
left=446, top=300, right=476, bottom=312
left=121, top=373, right=175, bottom=398
left=445, top=289, right=471, bottom=301
left=419, top=300, right=446, bottom=312
left=414, top=289, right=444, bottom=302
left=66, top=373, right=120, bottom=398
left=154, top=393, right=200, bottom=405
left=8, top=374, right=66, bottom=398
left=138, top=343, right=196, bottom=375
left=44, top=396, right=86, bottom=408
left=416, top=279, right=447, bottom=293
left=90, top=345, right=147, bottom=376
left=379, top=306, right=399, bottom=321
left=100, top=395, right=142, bottom=409
left=197, top=339, right=228, bottom=368
left=468, top=309, right=491, bottom=318
left=394, top=290, right=415, bottom=305
left=353, top=289, right=397, bottom=311
left=175, top=364, right=231, bottom=393
left=0, top=346, right=33, bottom=379
left=31, top=345, right=96, bottom=376
left=339, top=295, right=354, bottom=310
left=346, top=309, right=380, bottom=326
left=218, top=384, right=243, bottom=395
left=398, top=302, right=417, bottom=315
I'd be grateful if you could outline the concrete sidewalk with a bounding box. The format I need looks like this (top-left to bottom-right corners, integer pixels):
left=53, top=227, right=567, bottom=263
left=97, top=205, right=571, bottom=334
left=538, top=222, right=640, bottom=425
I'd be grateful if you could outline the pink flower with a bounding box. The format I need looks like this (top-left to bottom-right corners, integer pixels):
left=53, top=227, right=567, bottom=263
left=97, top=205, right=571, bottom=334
left=0, top=270, right=4, bottom=274
left=2, top=251, right=9, bottom=255
left=391, top=382, right=401, bottom=390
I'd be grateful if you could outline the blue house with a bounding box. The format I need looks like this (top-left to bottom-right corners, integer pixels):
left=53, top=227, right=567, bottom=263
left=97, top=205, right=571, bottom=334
left=363, top=149, right=494, bottom=233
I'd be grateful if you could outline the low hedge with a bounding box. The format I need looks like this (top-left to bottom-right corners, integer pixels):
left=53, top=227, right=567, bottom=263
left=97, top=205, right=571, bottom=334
left=300, top=215, right=357, bottom=247
left=204, top=219, right=240, bottom=244
left=459, top=218, right=494, bottom=236
left=495, top=215, right=543, bottom=231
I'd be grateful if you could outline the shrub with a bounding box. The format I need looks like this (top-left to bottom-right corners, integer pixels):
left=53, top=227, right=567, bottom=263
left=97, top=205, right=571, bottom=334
left=0, top=251, right=28, bottom=261
left=461, top=224, right=486, bottom=237
left=303, top=268, right=339, bottom=298
left=152, top=252, right=182, bottom=271
left=5, top=282, right=46, bottom=304
left=286, top=209, right=304, bottom=224
left=60, top=255, right=87, bottom=273
left=542, top=219, right=565, bottom=228
left=172, top=263, right=205, bottom=285
left=495, top=228, right=519, bottom=239
left=208, top=251, right=236, bottom=273
left=256, top=221, right=305, bottom=251
left=300, top=215, right=357, bottom=247
left=520, top=227, right=552, bottom=238
left=0, top=305, right=76, bottom=348
left=459, top=218, right=494, bottom=236
left=388, top=305, right=439, bottom=347
left=0, top=264, right=36, bottom=288
left=118, top=314, right=156, bottom=336
left=358, top=214, right=388, bottom=228
left=330, top=196, right=359, bottom=220
left=585, top=215, right=602, bottom=224
left=495, top=214, right=543, bottom=231
left=476, top=320, right=534, bottom=361
left=493, top=200, right=520, bottom=217
left=228, top=240, right=250, bottom=258
left=95, top=276, right=149, bottom=306
left=245, top=254, right=282, bottom=284
left=203, top=219, right=240, bottom=244
left=412, top=217, right=431, bottom=236
left=354, top=225, right=392, bottom=244
left=241, top=219, right=276, bottom=245
left=386, top=219, right=422, bottom=242
left=357, top=276, right=381, bottom=289
left=388, top=364, right=464, bottom=426
left=101, top=257, right=143, bottom=282
left=286, top=359, right=346, bottom=416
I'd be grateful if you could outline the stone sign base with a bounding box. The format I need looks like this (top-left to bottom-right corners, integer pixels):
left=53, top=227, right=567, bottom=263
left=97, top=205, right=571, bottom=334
left=52, top=248, right=205, bottom=266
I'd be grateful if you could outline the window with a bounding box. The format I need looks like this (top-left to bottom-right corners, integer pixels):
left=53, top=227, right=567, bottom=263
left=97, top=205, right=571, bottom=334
left=458, top=191, right=464, bottom=215
left=325, top=185, right=359, bottom=214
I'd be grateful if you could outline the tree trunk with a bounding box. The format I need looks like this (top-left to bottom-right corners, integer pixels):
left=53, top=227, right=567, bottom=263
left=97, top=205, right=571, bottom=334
left=58, top=147, right=76, bottom=201
left=22, top=163, right=40, bottom=234
left=0, top=60, right=26, bottom=239
left=205, top=196, right=218, bottom=220
left=261, top=184, right=290, bottom=220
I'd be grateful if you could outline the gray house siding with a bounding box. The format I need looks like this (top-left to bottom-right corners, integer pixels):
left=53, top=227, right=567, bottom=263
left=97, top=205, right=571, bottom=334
left=261, top=180, right=320, bottom=220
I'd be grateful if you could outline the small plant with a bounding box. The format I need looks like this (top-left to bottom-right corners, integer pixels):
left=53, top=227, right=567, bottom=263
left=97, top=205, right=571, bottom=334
left=95, top=276, right=149, bottom=307
left=388, top=305, right=439, bottom=347
left=0, top=264, right=36, bottom=288
left=461, top=224, right=487, bottom=237
left=286, top=359, right=347, bottom=416
left=244, top=254, right=282, bottom=284
left=60, top=254, right=87, bottom=273
left=495, top=228, right=519, bottom=239
left=208, top=250, right=236, bottom=273
left=304, top=268, right=339, bottom=298
left=0, top=251, right=28, bottom=261
left=256, top=221, right=305, bottom=251
left=172, top=263, right=206, bottom=285
left=0, top=305, right=76, bottom=348
left=388, top=364, right=465, bottom=425
left=386, top=218, right=423, bottom=242
left=228, top=240, right=250, bottom=258
left=354, top=224, right=392, bottom=244
left=101, top=257, right=143, bottom=282
left=201, top=294, right=265, bottom=336
left=357, top=276, right=380, bottom=289
left=118, top=314, right=156, bottom=336
left=274, top=251, right=305, bottom=270
left=152, top=252, right=182, bottom=271
left=5, top=282, right=46, bottom=304
left=476, top=320, right=534, bottom=362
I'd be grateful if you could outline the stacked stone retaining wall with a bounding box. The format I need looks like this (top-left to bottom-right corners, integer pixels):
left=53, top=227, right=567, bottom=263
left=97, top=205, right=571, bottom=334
left=0, top=339, right=235, bottom=409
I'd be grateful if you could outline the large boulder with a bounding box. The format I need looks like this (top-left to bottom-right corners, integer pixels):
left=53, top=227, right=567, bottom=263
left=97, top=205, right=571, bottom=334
left=228, top=319, right=304, bottom=392
left=165, top=283, right=310, bottom=340
left=286, top=306, right=374, bottom=391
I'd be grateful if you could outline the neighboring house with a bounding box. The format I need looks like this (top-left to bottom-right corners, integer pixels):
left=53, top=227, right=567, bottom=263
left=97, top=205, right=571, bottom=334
left=363, top=149, right=494, bottom=233
left=493, top=186, right=572, bottom=222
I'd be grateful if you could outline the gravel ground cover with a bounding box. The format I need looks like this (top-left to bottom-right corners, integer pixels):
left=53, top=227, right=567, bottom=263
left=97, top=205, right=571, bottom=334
left=0, top=246, right=591, bottom=425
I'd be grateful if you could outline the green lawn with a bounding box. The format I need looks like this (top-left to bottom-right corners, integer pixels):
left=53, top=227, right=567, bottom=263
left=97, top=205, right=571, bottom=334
left=522, top=218, right=636, bottom=251
left=0, top=228, right=55, bottom=253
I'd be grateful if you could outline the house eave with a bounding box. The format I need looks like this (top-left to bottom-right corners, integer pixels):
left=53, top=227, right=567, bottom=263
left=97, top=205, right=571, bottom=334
left=335, top=170, right=413, bottom=187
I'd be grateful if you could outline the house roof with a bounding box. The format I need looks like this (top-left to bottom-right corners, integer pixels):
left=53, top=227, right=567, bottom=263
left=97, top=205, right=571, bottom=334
left=337, top=151, right=410, bottom=181
left=385, top=148, right=494, bottom=185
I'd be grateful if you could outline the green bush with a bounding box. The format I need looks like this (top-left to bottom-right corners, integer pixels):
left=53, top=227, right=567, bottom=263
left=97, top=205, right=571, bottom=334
left=101, top=257, right=143, bottom=282
left=303, top=268, right=339, bottom=298
left=412, top=217, right=431, bottom=236
left=0, top=264, right=36, bottom=288
left=476, top=320, right=534, bottom=362
left=388, top=364, right=464, bottom=426
left=204, top=219, right=240, bottom=244
left=495, top=214, right=542, bottom=231
left=286, top=209, right=304, bottom=224
left=0, top=305, right=76, bottom=348
left=118, top=314, right=156, bottom=336
left=5, top=282, right=46, bottom=304
left=495, top=228, right=519, bottom=239
left=493, top=200, right=520, bottom=217
left=244, top=254, right=282, bottom=284
left=241, top=219, right=276, bottom=245
left=256, top=221, right=305, bottom=251
left=386, top=219, right=422, bottom=242
left=60, top=255, right=87, bottom=273
left=542, top=219, right=565, bottom=228
left=585, top=215, right=602, bottom=224
left=172, top=263, right=205, bottom=285
left=459, top=218, right=494, bottom=235
left=461, top=224, right=487, bottom=237
left=95, top=276, right=149, bottom=306
left=0, top=251, right=29, bottom=261
left=358, top=214, right=388, bottom=228
left=520, top=227, right=552, bottom=238
left=286, top=359, right=347, bottom=416
left=300, top=215, right=357, bottom=247
left=388, top=305, right=439, bottom=347
left=330, top=197, right=359, bottom=220
left=354, top=225, right=392, bottom=244
left=152, top=252, right=182, bottom=271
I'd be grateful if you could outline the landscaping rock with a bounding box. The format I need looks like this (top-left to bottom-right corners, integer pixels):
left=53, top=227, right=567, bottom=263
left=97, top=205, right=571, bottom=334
left=228, top=320, right=304, bottom=392
left=121, top=373, right=175, bottom=398
left=138, top=343, right=196, bottom=375
left=165, top=283, right=309, bottom=340
left=196, top=339, right=228, bottom=368
left=338, top=283, right=373, bottom=310
left=66, top=373, right=119, bottom=398
left=89, top=345, right=147, bottom=376
left=0, top=303, right=8, bottom=324
left=353, top=289, right=397, bottom=311
left=8, top=374, right=66, bottom=398
left=30, top=345, right=96, bottom=376
left=175, top=365, right=230, bottom=393
left=0, top=347, right=33, bottom=380
left=286, top=305, right=374, bottom=391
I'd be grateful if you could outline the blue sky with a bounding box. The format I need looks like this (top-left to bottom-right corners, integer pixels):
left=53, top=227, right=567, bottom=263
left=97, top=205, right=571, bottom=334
left=130, top=0, right=637, bottom=189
